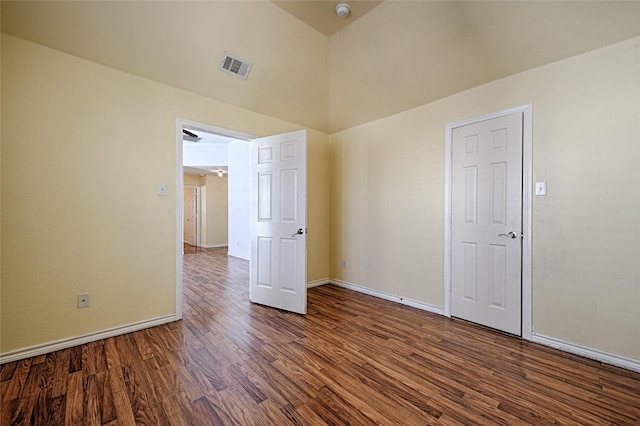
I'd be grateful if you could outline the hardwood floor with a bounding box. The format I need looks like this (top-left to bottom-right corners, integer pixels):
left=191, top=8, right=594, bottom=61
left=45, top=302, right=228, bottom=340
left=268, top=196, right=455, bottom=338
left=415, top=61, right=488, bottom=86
left=2, top=248, right=639, bottom=425
left=183, top=243, right=198, bottom=254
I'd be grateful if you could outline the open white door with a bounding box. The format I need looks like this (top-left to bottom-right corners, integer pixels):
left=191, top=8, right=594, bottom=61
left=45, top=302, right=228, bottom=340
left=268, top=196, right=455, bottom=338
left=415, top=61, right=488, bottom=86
left=250, top=130, right=307, bottom=314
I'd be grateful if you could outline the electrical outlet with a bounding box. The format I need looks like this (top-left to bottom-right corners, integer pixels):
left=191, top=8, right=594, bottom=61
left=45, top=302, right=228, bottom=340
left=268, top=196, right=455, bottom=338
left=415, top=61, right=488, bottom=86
left=77, top=293, right=90, bottom=308
left=157, top=183, right=168, bottom=196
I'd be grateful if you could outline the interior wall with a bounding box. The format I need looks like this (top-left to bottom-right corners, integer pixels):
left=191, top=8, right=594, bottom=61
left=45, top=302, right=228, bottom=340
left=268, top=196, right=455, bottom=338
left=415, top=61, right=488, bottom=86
left=328, top=1, right=640, bottom=133
left=183, top=175, right=201, bottom=186
left=0, top=1, right=331, bottom=132
left=204, top=175, right=228, bottom=247
left=0, top=34, right=330, bottom=354
left=228, top=140, right=251, bottom=260
left=330, top=36, right=640, bottom=361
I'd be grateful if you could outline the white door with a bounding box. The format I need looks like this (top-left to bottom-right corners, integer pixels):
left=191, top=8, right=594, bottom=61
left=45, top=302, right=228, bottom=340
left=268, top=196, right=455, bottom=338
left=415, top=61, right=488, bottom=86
left=451, top=112, right=523, bottom=335
left=250, top=130, right=307, bottom=314
left=184, top=186, right=197, bottom=246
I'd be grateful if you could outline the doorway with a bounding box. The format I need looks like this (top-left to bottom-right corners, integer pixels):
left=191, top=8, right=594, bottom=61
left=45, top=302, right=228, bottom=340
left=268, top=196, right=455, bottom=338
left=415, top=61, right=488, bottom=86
left=175, top=119, right=309, bottom=319
left=175, top=118, right=258, bottom=320
left=444, top=105, right=533, bottom=339
left=183, top=185, right=199, bottom=253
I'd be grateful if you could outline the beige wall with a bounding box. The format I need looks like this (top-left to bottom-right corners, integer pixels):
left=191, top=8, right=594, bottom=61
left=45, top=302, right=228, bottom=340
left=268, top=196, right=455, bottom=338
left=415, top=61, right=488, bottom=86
left=330, top=36, right=640, bottom=360
left=204, top=175, right=228, bottom=247
left=328, top=1, right=640, bottom=133
left=0, top=34, right=330, bottom=354
left=1, top=1, right=330, bottom=132
left=182, top=174, right=201, bottom=186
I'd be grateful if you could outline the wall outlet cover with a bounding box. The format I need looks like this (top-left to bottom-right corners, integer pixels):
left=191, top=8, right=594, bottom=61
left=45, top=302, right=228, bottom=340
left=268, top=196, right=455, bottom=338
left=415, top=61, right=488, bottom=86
left=157, top=183, right=168, bottom=196
left=77, top=293, right=90, bottom=308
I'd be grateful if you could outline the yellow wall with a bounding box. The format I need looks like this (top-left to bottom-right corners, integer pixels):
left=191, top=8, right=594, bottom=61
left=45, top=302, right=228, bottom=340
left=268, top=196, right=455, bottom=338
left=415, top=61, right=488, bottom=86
left=183, top=174, right=201, bottom=186
left=328, top=1, right=640, bottom=133
left=204, top=175, right=228, bottom=247
left=331, top=36, right=640, bottom=360
left=1, top=1, right=330, bottom=132
left=0, top=34, right=330, bottom=354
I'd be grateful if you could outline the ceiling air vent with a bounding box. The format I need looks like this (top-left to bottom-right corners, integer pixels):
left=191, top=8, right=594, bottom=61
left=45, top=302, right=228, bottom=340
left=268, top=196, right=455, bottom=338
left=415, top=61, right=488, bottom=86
left=219, top=52, right=252, bottom=80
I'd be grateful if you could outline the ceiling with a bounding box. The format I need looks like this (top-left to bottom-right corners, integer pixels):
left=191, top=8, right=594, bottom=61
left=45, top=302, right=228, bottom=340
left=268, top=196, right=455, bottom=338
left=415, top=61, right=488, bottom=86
left=182, top=127, right=235, bottom=176
left=183, top=128, right=238, bottom=145
left=2, top=1, right=640, bottom=133
left=272, top=1, right=383, bottom=36
left=183, top=166, right=228, bottom=177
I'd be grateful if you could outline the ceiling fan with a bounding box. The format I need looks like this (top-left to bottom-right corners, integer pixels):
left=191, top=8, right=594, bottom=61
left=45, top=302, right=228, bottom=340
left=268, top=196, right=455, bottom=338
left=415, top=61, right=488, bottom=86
left=182, top=128, right=202, bottom=142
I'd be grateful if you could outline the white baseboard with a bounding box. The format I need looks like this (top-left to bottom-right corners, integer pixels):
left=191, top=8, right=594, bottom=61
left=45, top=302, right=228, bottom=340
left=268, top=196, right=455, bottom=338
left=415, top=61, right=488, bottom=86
left=0, top=314, right=178, bottom=364
left=330, top=279, right=444, bottom=316
left=329, top=280, right=640, bottom=373
left=4, top=289, right=637, bottom=375
left=307, top=279, right=330, bottom=288
left=200, top=244, right=228, bottom=249
left=531, top=333, right=640, bottom=373
left=227, top=251, right=249, bottom=261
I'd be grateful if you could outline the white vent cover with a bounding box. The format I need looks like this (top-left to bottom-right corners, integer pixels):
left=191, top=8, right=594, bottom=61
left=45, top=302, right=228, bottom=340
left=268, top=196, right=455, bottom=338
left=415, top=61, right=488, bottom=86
left=219, top=52, right=252, bottom=80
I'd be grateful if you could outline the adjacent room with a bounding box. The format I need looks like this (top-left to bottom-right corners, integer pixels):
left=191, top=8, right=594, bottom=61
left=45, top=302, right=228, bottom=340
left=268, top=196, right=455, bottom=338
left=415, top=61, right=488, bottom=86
left=1, top=1, right=639, bottom=424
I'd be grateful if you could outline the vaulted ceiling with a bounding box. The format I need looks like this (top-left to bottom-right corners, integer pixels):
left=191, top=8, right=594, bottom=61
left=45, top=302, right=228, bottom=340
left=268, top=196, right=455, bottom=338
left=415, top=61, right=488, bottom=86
left=3, top=1, right=640, bottom=133
left=272, top=1, right=383, bottom=36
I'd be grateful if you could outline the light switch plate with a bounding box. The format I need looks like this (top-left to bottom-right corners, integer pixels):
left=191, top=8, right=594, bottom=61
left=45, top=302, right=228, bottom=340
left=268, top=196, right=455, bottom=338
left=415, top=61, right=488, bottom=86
left=535, top=181, right=547, bottom=196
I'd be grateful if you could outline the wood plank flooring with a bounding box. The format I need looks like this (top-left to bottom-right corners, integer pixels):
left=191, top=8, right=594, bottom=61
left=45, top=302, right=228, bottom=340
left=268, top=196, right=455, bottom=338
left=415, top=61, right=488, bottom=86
left=2, top=247, right=639, bottom=425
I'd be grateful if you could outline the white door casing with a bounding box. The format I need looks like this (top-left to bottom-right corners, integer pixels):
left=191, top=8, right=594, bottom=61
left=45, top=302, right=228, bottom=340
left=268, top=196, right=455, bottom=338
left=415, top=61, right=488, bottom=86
left=176, top=118, right=259, bottom=320
left=250, top=130, right=307, bottom=314
left=450, top=111, right=524, bottom=336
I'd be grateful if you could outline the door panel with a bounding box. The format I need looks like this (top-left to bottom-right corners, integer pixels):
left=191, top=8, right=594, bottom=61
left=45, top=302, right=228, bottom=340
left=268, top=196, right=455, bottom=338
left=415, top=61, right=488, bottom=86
left=183, top=186, right=197, bottom=246
left=250, top=130, right=307, bottom=314
left=451, top=113, right=522, bottom=335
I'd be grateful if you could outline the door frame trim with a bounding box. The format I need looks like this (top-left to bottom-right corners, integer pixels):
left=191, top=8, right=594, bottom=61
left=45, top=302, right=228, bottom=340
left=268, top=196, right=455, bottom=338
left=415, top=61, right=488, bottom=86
left=443, top=104, right=533, bottom=339
left=175, top=117, right=257, bottom=320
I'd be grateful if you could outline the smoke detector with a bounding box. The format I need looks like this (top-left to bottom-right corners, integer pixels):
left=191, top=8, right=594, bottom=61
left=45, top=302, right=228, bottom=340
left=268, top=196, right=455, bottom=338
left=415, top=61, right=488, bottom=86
left=336, top=3, right=350, bottom=18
